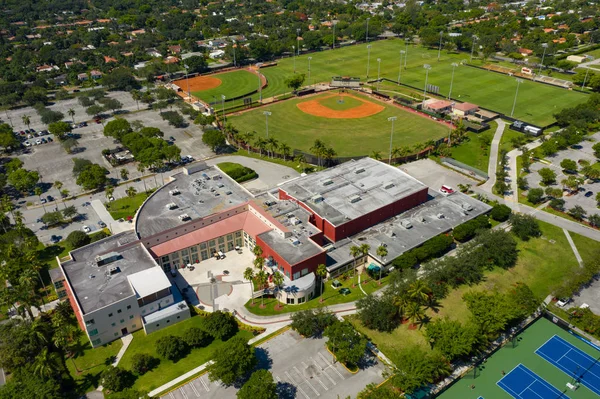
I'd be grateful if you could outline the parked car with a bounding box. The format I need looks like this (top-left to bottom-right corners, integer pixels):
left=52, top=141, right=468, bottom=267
left=50, top=235, right=61, bottom=243
left=585, top=191, right=594, bottom=198
left=46, top=195, right=54, bottom=202
left=98, top=221, right=106, bottom=228
left=47, top=137, right=53, bottom=142
left=35, top=139, right=42, bottom=145
left=23, top=141, right=31, bottom=147
left=82, top=225, right=91, bottom=233
left=169, top=136, right=176, bottom=141
left=79, top=122, right=87, bottom=127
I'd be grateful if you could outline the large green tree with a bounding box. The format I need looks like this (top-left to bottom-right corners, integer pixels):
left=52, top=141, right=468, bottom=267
left=207, top=336, right=257, bottom=385
left=424, top=318, right=481, bottom=361
left=75, top=164, right=108, bottom=191
left=7, top=169, right=39, bottom=193
left=324, top=320, right=367, bottom=367
left=237, top=369, right=277, bottom=399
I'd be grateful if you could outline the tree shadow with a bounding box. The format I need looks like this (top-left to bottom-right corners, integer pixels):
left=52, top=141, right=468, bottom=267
left=357, top=352, right=378, bottom=370
left=276, top=381, right=298, bottom=399
left=255, top=347, right=273, bottom=370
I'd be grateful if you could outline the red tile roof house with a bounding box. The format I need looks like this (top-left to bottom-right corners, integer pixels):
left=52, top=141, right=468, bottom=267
left=423, top=99, right=453, bottom=114
left=90, top=70, right=103, bottom=79
left=519, top=48, right=533, bottom=56
left=453, top=102, right=479, bottom=117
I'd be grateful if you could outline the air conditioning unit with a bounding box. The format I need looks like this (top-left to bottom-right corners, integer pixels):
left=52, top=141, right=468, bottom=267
left=401, top=220, right=412, bottom=229
left=349, top=194, right=361, bottom=203
left=166, top=202, right=177, bottom=210
left=384, top=182, right=395, bottom=190
left=461, top=203, right=473, bottom=211
left=354, top=168, right=365, bottom=174
left=311, top=194, right=324, bottom=203
left=178, top=214, right=190, bottom=221
left=169, top=188, right=180, bottom=196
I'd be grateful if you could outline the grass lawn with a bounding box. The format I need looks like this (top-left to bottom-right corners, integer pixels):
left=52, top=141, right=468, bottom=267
left=230, top=149, right=315, bottom=172
left=592, top=162, right=600, bottom=171
left=118, top=315, right=254, bottom=394
left=67, top=337, right=123, bottom=393
left=499, top=127, right=535, bottom=154
left=244, top=272, right=388, bottom=316
left=449, top=130, right=493, bottom=172
left=191, top=70, right=259, bottom=104
left=229, top=91, right=448, bottom=156
left=251, top=39, right=587, bottom=126
left=216, top=162, right=257, bottom=183
left=105, top=191, right=151, bottom=220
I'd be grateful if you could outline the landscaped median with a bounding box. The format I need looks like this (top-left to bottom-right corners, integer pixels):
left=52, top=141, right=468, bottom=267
left=105, top=190, right=153, bottom=220
left=217, top=162, right=258, bottom=183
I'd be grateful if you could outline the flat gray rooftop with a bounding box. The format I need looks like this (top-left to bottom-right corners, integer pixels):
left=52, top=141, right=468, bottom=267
left=136, top=163, right=251, bottom=238
left=61, top=231, right=158, bottom=314
left=279, top=158, right=426, bottom=226
left=255, top=194, right=325, bottom=266
left=326, top=191, right=492, bottom=271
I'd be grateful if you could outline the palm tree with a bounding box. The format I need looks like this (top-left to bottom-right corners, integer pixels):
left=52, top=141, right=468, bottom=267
left=22, top=115, right=31, bottom=131
left=120, top=168, right=129, bottom=186
left=257, top=270, right=268, bottom=306
left=244, top=131, right=255, bottom=154
left=371, top=150, right=382, bottom=161
left=294, top=154, right=306, bottom=171
left=243, top=267, right=255, bottom=304
left=424, top=139, right=436, bottom=155
left=266, top=137, right=279, bottom=158
left=310, top=139, right=325, bottom=167
left=316, top=264, right=327, bottom=302
left=53, top=181, right=66, bottom=209
left=323, top=146, right=336, bottom=167
left=105, top=185, right=114, bottom=200
left=280, top=143, right=291, bottom=161
left=358, top=243, right=370, bottom=285
left=62, top=205, right=78, bottom=221
left=349, top=245, right=361, bottom=287
left=393, top=295, right=409, bottom=320
left=376, top=245, right=388, bottom=283
left=405, top=302, right=426, bottom=328
left=272, top=271, right=284, bottom=302
left=254, top=137, right=267, bottom=157
left=137, top=164, right=148, bottom=193
left=414, top=143, right=425, bottom=159
left=34, top=186, right=46, bottom=213
left=68, top=108, right=76, bottom=124
left=60, top=189, right=69, bottom=200
left=131, top=90, right=142, bottom=110
left=126, top=186, right=137, bottom=197
left=408, top=280, right=431, bottom=305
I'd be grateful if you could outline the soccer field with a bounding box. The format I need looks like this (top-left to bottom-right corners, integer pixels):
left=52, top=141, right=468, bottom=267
left=253, top=40, right=587, bottom=126
left=438, top=317, right=599, bottom=399
left=176, top=69, right=260, bottom=104
left=228, top=91, right=449, bottom=157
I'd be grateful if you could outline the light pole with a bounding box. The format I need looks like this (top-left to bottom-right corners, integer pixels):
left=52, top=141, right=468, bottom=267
left=184, top=64, right=191, bottom=101
left=448, top=62, right=458, bottom=99
left=366, top=45, right=372, bottom=78
left=332, top=22, right=336, bottom=50
left=538, top=43, right=548, bottom=77
left=437, top=31, right=443, bottom=61
left=257, top=72, right=262, bottom=102
left=366, top=18, right=370, bottom=43
left=308, top=56, right=312, bottom=81
left=404, top=41, right=408, bottom=68
left=292, top=45, right=296, bottom=73
left=510, top=79, right=523, bottom=117
left=297, top=28, right=301, bottom=56
left=582, top=68, right=590, bottom=90
left=470, top=35, right=478, bottom=62
left=232, top=40, right=236, bottom=67
left=422, top=64, right=431, bottom=105
left=221, top=94, right=226, bottom=126
left=377, top=58, right=381, bottom=91
left=388, top=116, right=397, bottom=164
left=398, top=50, right=405, bottom=84
left=263, top=111, right=271, bottom=138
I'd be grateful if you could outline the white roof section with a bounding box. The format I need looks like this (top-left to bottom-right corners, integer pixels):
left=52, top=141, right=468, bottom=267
left=128, top=267, right=171, bottom=298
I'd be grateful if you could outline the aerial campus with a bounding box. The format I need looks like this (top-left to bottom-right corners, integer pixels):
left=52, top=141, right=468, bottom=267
left=4, top=2, right=600, bottom=399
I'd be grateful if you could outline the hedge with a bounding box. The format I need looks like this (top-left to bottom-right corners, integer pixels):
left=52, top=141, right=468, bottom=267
left=452, top=215, right=491, bottom=242
left=391, top=234, right=453, bottom=270
left=217, top=162, right=258, bottom=183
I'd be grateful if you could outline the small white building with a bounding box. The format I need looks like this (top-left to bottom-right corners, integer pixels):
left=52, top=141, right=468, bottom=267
left=209, top=49, right=225, bottom=59
left=567, top=55, right=587, bottom=63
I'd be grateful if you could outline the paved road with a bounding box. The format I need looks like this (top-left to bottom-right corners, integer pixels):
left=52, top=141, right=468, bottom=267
left=480, top=119, right=506, bottom=192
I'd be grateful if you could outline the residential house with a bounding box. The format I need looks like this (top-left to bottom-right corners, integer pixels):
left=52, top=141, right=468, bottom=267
left=452, top=102, right=479, bottom=117
left=146, top=48, right=162, bottom=58
left=77, top=72, right=88, bottom=81
left=90, top=70, right=103, bottom=79
left=168, top=45, right=182, bottom=54
left=423, top=99, right=453, bottom=114
left=518, top=48, right=533, bottom=56
left=104, top=55, right=118, bottom=64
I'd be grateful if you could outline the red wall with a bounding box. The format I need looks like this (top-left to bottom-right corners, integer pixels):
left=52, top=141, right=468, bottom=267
left=256, top=234, right=326, bottom=281
left=291, top=250, right=327, bottom=277
left=256, top=235, right=293, bottom=278
left=64, top=281, right=85, bottom=331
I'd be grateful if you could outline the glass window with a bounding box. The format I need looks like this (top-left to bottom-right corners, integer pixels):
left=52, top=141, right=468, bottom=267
left=85, top=319, right=95, bottom=326
left=293, top=272, right=300, bottom=280
left=190, top=246, right=198, bottom=253
left=92, top=339, right=101, bottom=346
left=161, top=256, right=169, bottom=263
left=286, top=297, right=295, bottom=304
left=88, top=329, right=98, bottom=336
left=180, top=249, right=189, bottom=257
left=301, top=268, right=309, bottom=276
left=298, top=297, right=305, bottom=304
left=191, top=253, right=199, bottom=263
left=235, top=231, right=242, bottom=238
left=132, top=324, right=136, bottom=329
left=201, top=250, right=208, bottom=260
left=226, top=234, right=233, bottom=241
left=108, top=313, right=113, bottom=317
left=129, top=315, right=134, bottom=319
left=285, top=270, right=290, bottom=278
left=58, top=290, right=67, bottom=298
left=208, top=240, right=215, bottom=247
left=236, top=238, right=243, bottom=247
left=200, top=242, right=207, bottom=250
left=114, top=332, right=119, bottom=337
left=127, top=305, right=131, bottom=310
left=54, top=281, right=64, bottom=289
left=120, top=319, right=125, bottom=324
left=218, top=237, right=225, bottom=244
left=111, top=323, right=116, bottom=327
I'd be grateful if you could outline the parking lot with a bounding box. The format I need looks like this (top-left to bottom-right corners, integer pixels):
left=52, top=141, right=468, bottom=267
left=161, top=329, right=387, bottom=399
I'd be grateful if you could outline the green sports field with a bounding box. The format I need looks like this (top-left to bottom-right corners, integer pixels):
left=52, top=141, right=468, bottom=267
left=190, top=69, right=259, bottom=104
left=438, top=317, right=599, bottom=399
left=228, top=91, right=449, bottom=157
left=250, top=39, right=588, bottom=126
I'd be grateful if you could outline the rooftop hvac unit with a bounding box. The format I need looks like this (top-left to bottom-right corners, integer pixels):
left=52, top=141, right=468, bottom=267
left=108, top=266, right=120, bottom=275
left=225, top=191, right=232, bottom=195
left=349, top=194, right=362, bottom=203
left=354, top=168, right=365, bottom=174
left=178, top=214, right=191, bottom=221
left=95, top=252, right=122, bottom=267
left=217, top=183, right=225, bottom=188
left=289, top=237, right=300, bottom=246
left=166, top=202, right=178, bottom=210
left=436, top=213, right=445, bottom=219
left=401, top=220, right=412, bottom=229
left=461, top=203, right=473, bottom=211
left=290, top=217, right=301, bottom=225
left=169, top=188, right=180, bottom=196
left=384, top=182, right=395, bottom=190
left=322, top=179, right=334, bottom=186
left=311, top=194, right=324, bottom=203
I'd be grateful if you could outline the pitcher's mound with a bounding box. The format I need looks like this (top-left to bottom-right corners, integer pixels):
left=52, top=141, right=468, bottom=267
left=297, top=93, right=384, bottom=119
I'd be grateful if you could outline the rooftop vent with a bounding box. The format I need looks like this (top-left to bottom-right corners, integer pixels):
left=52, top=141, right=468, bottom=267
left=322, top=179, right=334, bottom=186
left=225, top=191, right=232, bottom=195
left=290, top=217, right=301, bottom=225
left=311, top=194, right=324, bottom=204
left=289, top=237, right=300, bottom=246
left=178, top=214, right=191, bottom=221
left=169, top=188, right=180, bottom=196
left=436, top=213, right=445, bottom=219
left=354, top=168, right=365, bottom=174
left=108, top=266, right=120, bottom=275
left=401, top=220, right=412, bottom=229
left=384, top=182, right=395, bottom=190
left=461, top=203, right=473, bottom=211
left=349, top=194, right=362, bottom=203
left=95, top=252, right=122, bottom=267
left=166, top=202, right=178, bottom=210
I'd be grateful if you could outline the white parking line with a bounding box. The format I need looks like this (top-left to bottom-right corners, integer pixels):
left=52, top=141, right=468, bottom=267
left=285, top=371, right=310, bottom=399
left=180, top=388, right=188, bottom=399
left=169, top=392, right=175, bottom=399
left=200, top=377, right=210, bottom=392
left=302, top=361, right=328, bottom=391
left=190, top=381, right=201, bottom=397
left=314, top=360, right=336, bottom=385
left=294, top=366, right=319, bottom=396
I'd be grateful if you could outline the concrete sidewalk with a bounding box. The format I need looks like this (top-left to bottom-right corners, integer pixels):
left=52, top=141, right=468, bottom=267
left=480, top=119, right=506, bottom=193
left=91, top=199, right=133, bottom=235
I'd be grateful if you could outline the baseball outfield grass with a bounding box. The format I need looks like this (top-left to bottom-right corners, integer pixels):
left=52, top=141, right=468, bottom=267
left=190, top=69, right=259, bottom=104
left=245, top=39, right=588, bottom=126
left=228, top=91, right=449, bottom=156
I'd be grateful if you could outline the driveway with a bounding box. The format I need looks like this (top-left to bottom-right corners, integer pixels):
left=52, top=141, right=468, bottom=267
left=160, top=329, right=387, bottom=399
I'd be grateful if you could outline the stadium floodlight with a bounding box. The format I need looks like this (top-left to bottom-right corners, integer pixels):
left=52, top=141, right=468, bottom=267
left=184, top=64, right=191, bottom=101
left=263, top=111, right=272, bottom=138
left=366, top=45, right=372, bottom=79
left=470, top=35, right=478, bottom=62
left=232, top=40, right=236, bottom=67
left=388, top=116, right=398, bottom=164
left=510, top=79, right=524, bottom=117
left=297, top=28, right=301, bottom=56
left=221, top=94, right=226, bottom=126
left=377, top=58, right=381, bottom=90
left=422, top=64, right=432, bottom=105
left=308, top=57, right=313, bottom=81
left=437, top=31, right=443, bottom=61
left=398, top=50, right=406, bottom=84
left=538, top=43, right=548, bottom=77
left=292, top=45, right=296, bottom=73
left=366, top=18, right=370, bottom=43
left=582, top=68, right=590, bottom=90
left=404, top=41, right=408, bottom=68
left=448, top=62, right=459, bottom=100
left=332, top=22, right=337, bottom=50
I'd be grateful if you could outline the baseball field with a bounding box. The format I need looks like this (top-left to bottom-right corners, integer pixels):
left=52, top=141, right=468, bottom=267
left=228, top=91, right=450, bottom=157
left=174, top=69, right=261, bottom=104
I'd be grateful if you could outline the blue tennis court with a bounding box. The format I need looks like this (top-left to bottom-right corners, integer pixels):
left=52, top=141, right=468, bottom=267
left=497, top=364, right=570, bottom=399
left=536, top=335, right=600, bottom=396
